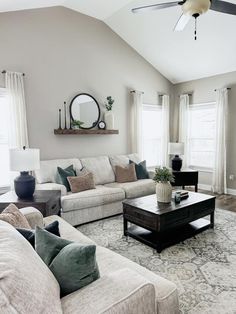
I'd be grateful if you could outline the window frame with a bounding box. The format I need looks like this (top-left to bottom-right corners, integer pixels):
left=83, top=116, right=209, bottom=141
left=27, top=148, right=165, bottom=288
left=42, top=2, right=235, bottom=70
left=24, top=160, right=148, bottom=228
left=187, top=101, right=216, bottom=172
left=141, top=102, right=162, bottom=168
left=0, top=87, right=11, bottom=192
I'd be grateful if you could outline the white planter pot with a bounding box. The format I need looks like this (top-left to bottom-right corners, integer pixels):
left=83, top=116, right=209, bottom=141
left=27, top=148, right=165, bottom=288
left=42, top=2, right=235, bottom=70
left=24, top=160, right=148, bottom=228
left=156, top=182, right=172, bottom=203
left=104, top=111, right=114, bottom=130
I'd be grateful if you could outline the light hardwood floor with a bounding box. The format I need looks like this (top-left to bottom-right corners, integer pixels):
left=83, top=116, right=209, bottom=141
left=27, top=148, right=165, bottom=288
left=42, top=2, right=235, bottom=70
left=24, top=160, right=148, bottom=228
left=189, top=188, right=236, bottom=213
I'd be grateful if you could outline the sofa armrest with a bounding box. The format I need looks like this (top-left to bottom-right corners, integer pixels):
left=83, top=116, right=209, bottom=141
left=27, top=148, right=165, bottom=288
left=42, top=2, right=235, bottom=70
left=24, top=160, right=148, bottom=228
left=19, top=207, right=44, bottom=229
left=36, top=183, right=67, bottom=196
left=61, top=268, right=156, bottom=314
left=148, top=170, right=155, bottom=179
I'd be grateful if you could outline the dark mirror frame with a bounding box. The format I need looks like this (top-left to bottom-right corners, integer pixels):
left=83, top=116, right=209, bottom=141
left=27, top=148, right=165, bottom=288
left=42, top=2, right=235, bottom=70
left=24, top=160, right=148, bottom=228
left=69, top=93, right=101, bottom=130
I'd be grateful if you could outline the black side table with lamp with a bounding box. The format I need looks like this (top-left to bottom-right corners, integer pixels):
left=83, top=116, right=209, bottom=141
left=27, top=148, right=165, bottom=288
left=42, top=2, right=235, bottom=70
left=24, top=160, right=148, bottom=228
left=9, top=146, right=40, bottom=199
left=168, top=142, right=199, bottom=192
left=0, top=147, right=61, bottom=217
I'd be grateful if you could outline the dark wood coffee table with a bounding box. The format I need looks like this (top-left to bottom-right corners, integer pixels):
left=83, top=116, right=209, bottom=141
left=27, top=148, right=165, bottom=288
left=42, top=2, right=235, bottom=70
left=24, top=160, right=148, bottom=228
left=123, top=192, right=216, bottom=252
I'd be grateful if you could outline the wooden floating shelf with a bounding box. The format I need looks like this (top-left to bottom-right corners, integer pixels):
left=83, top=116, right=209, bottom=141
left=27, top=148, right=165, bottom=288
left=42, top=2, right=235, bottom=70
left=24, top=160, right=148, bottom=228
left=54, top=129, right=119, bottom=135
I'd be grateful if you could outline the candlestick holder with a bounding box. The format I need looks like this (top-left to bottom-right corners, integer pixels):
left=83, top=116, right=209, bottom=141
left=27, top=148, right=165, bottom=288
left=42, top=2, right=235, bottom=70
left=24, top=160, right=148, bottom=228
left=64, top=101, right=67, bottom=130
left=58, top=109, right=62, bottom=130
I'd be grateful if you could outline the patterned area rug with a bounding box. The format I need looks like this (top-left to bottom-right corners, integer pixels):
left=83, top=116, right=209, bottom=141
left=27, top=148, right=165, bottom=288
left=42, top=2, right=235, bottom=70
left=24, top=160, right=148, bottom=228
left=78, top=209, right=236, bottom=313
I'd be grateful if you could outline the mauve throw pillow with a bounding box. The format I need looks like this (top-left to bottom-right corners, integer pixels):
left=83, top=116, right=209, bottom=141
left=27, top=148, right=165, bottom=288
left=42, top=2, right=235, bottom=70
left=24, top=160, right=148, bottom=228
left=115, top=163, right=137, bottom=183
left=129, top=160, right=149, bottom=180
left=35, top=227, right=100, bottom=297
left=67, top=173, right=95, bottom=193
left=17, top=220, right=60, bottom=248
left=0, top=204, right=31, bottom=229
left=56, top=165, right=76, bottom=192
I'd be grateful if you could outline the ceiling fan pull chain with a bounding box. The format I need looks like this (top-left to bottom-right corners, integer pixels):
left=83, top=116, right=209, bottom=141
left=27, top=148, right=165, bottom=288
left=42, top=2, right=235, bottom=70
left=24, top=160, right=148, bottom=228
left=193, top=13, right=199, bottom=41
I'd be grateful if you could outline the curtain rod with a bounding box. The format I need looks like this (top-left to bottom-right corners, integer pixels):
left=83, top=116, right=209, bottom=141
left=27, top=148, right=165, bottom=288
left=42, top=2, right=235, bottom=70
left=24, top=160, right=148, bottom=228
left=2, top=70, right=25, bottom=76
left=178, top=93, right=193, bottom=97
left=130, top=90, right=144, bottom=94
left=214, top=87, right=231, bottom=91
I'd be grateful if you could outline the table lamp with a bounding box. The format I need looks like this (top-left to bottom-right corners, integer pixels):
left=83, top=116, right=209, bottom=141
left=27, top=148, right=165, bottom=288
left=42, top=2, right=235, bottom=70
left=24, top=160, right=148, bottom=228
left=168, top=142, right=184, bottom=171
left=9, top=147, right=40, bottom=199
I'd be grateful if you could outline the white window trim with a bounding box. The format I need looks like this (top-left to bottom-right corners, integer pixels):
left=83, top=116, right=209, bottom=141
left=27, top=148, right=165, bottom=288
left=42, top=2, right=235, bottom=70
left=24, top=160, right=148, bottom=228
left=0, top=88, right=11, bottom=190
left=188, top=101, right=216, bottom=170
left=142, top=103, right=162, bottom=168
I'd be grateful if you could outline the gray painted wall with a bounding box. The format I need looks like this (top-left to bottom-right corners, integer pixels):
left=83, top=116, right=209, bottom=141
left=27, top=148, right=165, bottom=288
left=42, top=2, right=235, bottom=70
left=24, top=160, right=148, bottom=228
left=0, top=6, right=172, bottom=159
left=174, top=71, right=236, bottom=190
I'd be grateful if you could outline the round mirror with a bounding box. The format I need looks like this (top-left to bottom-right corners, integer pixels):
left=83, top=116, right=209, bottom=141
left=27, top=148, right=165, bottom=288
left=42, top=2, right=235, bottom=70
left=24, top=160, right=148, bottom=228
left=69, top=93, right=100, bottom=129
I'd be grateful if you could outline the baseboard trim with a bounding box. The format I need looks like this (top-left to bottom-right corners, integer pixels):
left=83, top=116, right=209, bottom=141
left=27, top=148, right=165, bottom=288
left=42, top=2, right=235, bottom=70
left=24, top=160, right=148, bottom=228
left=227, top=188, right=236, bottom=196
left=198, top=184, right=212, bottom=191
left=198, top=184, right=236, bottom=196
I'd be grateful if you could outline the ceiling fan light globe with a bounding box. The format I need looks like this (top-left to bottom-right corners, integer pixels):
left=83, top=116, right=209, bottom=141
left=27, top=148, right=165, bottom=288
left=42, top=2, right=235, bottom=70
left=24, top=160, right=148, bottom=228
left=182, top=0, right=211, bottom=16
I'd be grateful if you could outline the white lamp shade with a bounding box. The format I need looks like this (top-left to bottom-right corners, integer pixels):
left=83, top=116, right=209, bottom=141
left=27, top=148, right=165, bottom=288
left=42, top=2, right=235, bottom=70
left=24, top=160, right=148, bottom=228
left=168, top=143, right=184, bottom=155
left=9, top=148, right=40, bottom=172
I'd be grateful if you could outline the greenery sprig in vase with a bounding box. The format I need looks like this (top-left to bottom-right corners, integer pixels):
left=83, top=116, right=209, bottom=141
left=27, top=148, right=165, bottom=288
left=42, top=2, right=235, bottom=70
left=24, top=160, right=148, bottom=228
left=71, top=120, right=84, bottom=129
left=104, top=96, right=115, bottom=129
left=105, top=96, right=115, bottom=111
left=153, top=167, right=174, bottom=203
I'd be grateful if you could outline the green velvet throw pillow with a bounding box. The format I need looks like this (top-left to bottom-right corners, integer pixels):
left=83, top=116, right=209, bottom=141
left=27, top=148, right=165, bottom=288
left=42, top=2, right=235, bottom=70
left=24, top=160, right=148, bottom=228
left=35, top=227, right=100, bottom=297
left=56, top=165, right=76, bottom=192
left=129, top=160, right=149, bottom=180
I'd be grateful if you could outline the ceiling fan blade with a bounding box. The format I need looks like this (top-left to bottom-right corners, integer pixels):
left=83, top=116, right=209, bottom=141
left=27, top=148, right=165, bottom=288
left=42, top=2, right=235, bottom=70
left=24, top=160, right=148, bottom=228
left=132, top=1, right=181, bottom=14
left=174, top=13, right=191, bottom=31
left=210, top=0, right=236, bottom=15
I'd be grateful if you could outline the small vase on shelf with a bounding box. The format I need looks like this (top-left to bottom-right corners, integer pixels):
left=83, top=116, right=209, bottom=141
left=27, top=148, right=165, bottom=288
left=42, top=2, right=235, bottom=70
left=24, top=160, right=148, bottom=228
left=104, top=96, right=115, bottom=130
left=104, top=111, right=114, bottom=130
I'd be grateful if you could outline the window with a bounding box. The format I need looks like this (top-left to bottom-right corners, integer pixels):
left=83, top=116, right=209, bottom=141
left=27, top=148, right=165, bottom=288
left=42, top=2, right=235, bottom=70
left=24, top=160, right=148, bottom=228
left=142, top=104, right=162, bottom=167
left=0, top=88, right=10, bottom=188
left=188, top=102, right=216, bottom=169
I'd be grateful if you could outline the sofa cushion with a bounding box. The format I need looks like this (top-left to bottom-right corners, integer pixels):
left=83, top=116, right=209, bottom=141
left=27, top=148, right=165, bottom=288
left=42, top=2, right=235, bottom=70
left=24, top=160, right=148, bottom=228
left=35, top=227, right=100, bottom=297
left=44, top=215, right=96, bottom=245
left=61, top=269, right=156, bottom=314
left=0, top=220, right=62, bottom=314
left=80, top=156, right=115, bottom=185
left=56, top=165, right=76, bottom=192
left=115, top=163, right=137, bottom=183
left=61, top=186, right=125, bottom=213
left=104, top=179, right=155, bottom=199
left=68, top=173, right=95, bottom=193
left=17, top=220, right=60, bottom=247
left=0, top=203, right=31, bottom=229
left=35, top=158, right=82, bottom=184
left=129, top=160, right=149, bottom=180
left=109, top=154, right=141, bottom=172
left=96, top=246, right=179, bottom=314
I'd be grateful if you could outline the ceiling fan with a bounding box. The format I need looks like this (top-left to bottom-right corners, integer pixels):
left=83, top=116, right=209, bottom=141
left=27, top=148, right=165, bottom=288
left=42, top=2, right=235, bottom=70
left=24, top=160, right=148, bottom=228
left=132, top=0, right=236, bottom=39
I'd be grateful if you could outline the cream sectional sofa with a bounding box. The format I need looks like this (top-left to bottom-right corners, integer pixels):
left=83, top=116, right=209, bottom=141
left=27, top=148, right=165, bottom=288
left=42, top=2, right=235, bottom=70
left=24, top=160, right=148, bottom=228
left=0, top=206, right=179, bottom=314
left=35, top=154, right=156, bottom=226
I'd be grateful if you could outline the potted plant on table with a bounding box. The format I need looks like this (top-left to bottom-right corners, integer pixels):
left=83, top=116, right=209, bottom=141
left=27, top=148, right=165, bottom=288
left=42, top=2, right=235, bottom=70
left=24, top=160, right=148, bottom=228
left=104, top=96, right=115, bottom=129
left=153, top=167, right=175, bottom=203
left=71, top=120, right=84, bottom=129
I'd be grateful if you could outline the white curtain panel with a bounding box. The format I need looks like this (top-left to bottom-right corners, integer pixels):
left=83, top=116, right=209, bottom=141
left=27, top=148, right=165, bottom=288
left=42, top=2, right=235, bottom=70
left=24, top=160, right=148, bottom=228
left=212, top=88, right=228, bottom=194
left=130, top=91, right=143, bottom=157
left=5, top=71, right=29, bottom=149
left=179, top=94, right=190, bottom=168
left=161, top=95, right=170, bottom=167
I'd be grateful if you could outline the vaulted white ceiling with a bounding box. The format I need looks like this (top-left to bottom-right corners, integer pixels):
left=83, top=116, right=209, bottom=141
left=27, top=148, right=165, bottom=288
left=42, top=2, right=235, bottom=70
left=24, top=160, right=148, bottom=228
left=1, top=0, right=236, bottom=83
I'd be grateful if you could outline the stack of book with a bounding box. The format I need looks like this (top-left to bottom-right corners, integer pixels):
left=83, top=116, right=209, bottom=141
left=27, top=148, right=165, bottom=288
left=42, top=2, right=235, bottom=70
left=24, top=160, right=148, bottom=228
left=179, top=190, right=189, bottom=200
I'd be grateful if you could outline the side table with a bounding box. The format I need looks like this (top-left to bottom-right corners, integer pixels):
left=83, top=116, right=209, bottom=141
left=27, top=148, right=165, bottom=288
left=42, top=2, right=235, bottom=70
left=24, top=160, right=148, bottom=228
left=0, top=190, right=61, bottom=217
left=171, top=169, right=199, bottom=192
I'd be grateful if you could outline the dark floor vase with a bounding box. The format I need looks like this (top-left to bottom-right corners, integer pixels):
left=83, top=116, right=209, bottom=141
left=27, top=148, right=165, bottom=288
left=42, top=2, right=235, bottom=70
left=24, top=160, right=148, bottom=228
left=14, top=171, right=36, bottom=199
left=171, top=155, right=183, bottom=171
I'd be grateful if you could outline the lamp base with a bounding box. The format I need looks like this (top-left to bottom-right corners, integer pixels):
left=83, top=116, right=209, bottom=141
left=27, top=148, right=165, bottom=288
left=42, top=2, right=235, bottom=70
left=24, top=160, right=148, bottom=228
left=14, top=171, right=36, bottom=199
left=171, top=155, right=183, bottom=171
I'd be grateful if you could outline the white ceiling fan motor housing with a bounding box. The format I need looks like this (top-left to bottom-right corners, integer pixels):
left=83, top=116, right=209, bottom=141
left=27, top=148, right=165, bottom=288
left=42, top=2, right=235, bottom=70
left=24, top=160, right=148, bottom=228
left=182, top=0, right=211, bottom=16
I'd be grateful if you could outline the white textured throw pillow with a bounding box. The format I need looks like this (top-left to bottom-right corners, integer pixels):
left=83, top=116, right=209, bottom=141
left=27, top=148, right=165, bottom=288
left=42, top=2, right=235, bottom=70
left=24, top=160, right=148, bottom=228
left=0, top=220, right=62, bottom=314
